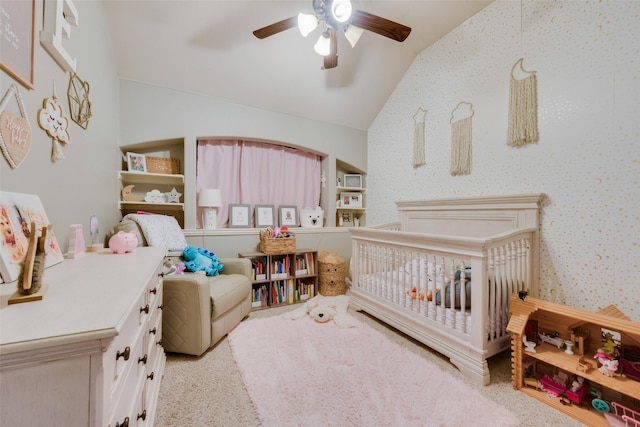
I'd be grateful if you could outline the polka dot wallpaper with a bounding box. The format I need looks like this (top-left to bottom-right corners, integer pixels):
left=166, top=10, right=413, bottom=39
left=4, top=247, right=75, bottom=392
left=366, top=1, right=640, bottom=319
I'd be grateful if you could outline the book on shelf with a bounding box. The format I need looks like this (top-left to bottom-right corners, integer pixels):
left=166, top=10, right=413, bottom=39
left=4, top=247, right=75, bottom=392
left=271, top=256, right=290, bottom=279
left=251, top=259, right=267, bottom=281
left=252, top=285, right=268, bottom=308
left=288, top=279, right=294, bottom=304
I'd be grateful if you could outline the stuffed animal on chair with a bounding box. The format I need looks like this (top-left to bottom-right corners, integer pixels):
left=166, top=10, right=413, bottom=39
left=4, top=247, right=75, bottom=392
left=282, top=293, right=357, bottom=328
left=182, top=246, right=223, bottom=276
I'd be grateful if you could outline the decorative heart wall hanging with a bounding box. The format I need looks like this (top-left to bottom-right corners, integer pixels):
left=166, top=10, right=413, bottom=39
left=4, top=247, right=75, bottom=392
left=0, top=85, right=32, bottom=169
left=37, top=82, right=71, bottom=162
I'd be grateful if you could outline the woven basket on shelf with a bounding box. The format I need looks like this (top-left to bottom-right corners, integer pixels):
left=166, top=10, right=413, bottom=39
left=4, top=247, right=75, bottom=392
left=259, top=230, right=296, bottom=255
left=146, top=156, right=180, bottom=174
left=318, top=251, right=346, bottom=296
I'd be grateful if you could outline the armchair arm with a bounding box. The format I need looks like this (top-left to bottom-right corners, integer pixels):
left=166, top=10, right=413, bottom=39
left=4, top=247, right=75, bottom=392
left=162, top=273, right=211, bottom=356
left=220, top=258, right=251, bottom=279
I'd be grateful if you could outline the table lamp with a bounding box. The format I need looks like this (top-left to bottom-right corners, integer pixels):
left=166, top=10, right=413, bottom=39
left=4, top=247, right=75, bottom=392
left=198, top=189, right=222, bottom=229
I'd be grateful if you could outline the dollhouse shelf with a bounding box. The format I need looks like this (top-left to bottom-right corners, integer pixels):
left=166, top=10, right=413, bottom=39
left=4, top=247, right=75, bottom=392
left=507, top=294, right=640, bottom=427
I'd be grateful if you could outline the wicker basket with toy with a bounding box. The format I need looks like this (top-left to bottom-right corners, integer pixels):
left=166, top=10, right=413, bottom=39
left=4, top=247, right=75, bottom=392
left=259, top=226, right=296, bottom=254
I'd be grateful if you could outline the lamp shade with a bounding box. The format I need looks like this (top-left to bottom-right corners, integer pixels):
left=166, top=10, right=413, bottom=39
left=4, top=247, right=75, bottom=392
left=198, top=189, right=222, bottom=207
left=297, top=12, right=318, bottom=37
left=345, top=25, right=364, bottom=48
left=314, top=33, right=331, bottom=56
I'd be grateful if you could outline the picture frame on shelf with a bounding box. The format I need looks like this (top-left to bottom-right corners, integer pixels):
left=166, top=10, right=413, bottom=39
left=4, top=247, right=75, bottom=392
left=229, top=204, right=251, bottom=228
left=340, top=211, right=354, bottom=227
left=343, top=174, right=363, bottom=189
left=126, top=152, right=147, bottom=172
left=279, top=205, right=298, bottom=227
left=255, top=205, right=275, bottom=227
left=0, top=0, right=35, bottom=89
left=340, top=192, right=363, bottom=209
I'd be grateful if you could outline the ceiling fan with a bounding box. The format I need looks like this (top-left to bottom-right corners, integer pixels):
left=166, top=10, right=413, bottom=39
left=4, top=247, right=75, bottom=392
left=253, top=0, right=411, bottom=70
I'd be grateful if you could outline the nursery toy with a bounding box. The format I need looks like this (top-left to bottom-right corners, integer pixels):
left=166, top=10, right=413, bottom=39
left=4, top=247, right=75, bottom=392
left=282, top=293, right=357, bottom=328
left=300, top=207, right=324, bottom=228
left=266, top=226, right=295, bottom=238
left=598, top=359, right=619, bottom=377
left=162, top=259, right=185, bottom=275
left=406, top=286, right=425, bottom=301
left=108, top=230, right=138, bottom=254
left=182, top=245, right=223, bottom=276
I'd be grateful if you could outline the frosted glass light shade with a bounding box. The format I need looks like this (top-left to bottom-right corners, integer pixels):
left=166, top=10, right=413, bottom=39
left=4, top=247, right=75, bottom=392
left=314, top=33, right=331, bottom=56
left=298, top=13, right=318, bottom=37
left=345, top=25, right=364, bottom=47
left=198, top=188, right=221, bottom=207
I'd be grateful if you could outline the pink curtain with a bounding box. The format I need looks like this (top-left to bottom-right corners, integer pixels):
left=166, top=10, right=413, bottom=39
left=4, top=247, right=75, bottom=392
left=196, top=140, right=321, bottom=228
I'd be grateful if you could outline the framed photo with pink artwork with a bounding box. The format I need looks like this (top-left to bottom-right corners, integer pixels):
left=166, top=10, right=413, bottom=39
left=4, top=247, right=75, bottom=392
left=0, top=192, right=64, bottom=282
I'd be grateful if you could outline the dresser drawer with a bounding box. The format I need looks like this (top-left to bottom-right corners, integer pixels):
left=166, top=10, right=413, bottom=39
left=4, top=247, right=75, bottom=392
left=104, top=290, right=146, bottom=387
left=109, top=379, right=145, bottom=427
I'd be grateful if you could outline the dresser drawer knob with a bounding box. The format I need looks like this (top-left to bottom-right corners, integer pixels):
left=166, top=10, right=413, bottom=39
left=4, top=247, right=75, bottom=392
left=116, top=346, right=130, bottom=361
left=150, top=287, right=157, bottom=295
left=140, top=304, right=150, bottom=314
left=158, top=304, right=164, bottom=310
left=156, top=339, right=163, bottom=346
left=149, top=327, right=157, bottom=335
left=138, top=354, right=148, bottom=365
left=137, top=410, right=147, bottom=421
left=116, top=416, right=129, bottom=427
left=147, top=371, right=154, bottom=381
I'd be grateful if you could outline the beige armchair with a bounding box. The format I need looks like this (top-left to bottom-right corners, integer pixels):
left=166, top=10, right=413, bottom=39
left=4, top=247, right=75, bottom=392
left=162, top=257, right=252, bottom=356
left=107, top=218, right=252, bottom=357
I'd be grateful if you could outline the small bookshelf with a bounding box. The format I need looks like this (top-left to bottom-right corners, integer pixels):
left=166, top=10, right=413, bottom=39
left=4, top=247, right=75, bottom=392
left=239, top=249, right=318, bottom=311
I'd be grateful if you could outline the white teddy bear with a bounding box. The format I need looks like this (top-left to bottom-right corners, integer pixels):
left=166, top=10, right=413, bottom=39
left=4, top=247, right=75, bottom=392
left=282, top=293, right=357, bottom=328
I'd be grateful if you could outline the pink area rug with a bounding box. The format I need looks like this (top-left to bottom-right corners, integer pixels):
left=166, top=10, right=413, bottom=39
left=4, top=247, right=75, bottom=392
left=228, top=314, right=519, bottom=427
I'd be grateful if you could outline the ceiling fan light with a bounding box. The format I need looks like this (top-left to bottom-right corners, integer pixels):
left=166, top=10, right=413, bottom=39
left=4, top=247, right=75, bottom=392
left=331, top=0, right=352, bottom=23
left=314, top=33, right=331, bottom=56
left=297, top=13, right=318, bottom=37
left=345, top=25, right=364, bottom=48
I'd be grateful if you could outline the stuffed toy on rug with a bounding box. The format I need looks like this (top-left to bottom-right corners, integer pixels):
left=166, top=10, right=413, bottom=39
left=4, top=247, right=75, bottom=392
left=282, top=293, right=357, bottom=328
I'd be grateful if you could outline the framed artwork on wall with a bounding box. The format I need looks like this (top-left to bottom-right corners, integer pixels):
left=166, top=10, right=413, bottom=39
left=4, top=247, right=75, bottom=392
left=0, top=0, right=35, bottom=89
left=0, top=191, right=64, bottom=282
left=255, top=205, right=275, bottom=227
left=229, top=204, right=251, bottom=228
left=279, top=205, right=298, bottom=227
left=126, top=152, right=147, bottom=172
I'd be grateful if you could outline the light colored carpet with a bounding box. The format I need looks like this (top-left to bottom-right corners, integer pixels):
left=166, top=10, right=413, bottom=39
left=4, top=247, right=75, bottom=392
left=155, top=305, right=586, bottom=426
left=228, top=314, right=520, bottom=426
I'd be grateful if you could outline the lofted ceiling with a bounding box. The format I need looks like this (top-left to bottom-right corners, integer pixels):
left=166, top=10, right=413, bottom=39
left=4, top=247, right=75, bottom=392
left=103, top=0, right=492, bottom=131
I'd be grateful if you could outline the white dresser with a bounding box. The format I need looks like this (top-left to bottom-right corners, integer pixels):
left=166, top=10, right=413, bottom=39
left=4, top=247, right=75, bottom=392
left=0, top=247, right=167, bottom=427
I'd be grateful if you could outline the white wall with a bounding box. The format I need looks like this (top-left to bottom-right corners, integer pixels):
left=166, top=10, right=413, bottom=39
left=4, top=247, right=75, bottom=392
left=367, top=1, right=640, bottom=319
left=0, top=1, right=121, bottom=248
left=117, top=80, right=368, bottom=228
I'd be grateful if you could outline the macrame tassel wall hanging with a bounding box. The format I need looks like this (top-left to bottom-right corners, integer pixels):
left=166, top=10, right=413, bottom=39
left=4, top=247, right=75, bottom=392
left=412, top=107, right=427, bottom=168
left=450, top=102, right=474, bottom=176
left=508, top=58, right=539, bottom=147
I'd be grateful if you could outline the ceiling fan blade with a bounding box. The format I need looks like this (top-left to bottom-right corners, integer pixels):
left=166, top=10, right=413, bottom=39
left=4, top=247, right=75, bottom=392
left=351, top=10, right=411, bottom=42
left=323, top=29, right=338, bottom=69
left=253, top=16, right=297, bottom=39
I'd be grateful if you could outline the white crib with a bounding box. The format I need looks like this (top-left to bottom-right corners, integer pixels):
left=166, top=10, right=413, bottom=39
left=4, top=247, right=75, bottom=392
left=349, top=194, right=544, bottom=385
